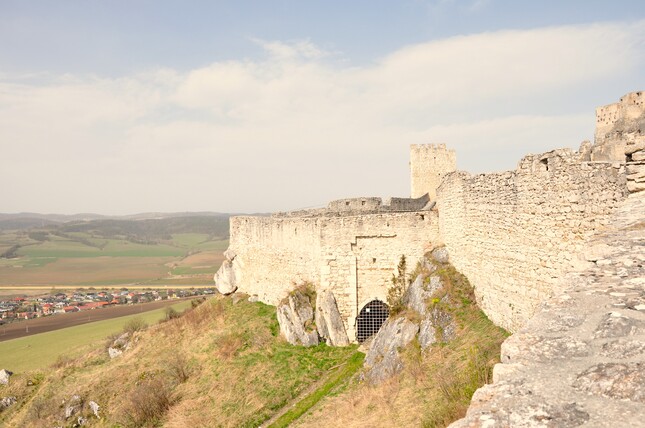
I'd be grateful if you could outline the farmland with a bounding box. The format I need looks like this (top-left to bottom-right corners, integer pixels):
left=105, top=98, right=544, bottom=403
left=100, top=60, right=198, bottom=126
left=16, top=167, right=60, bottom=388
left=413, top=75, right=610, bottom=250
left=0, top=215, right=230, bottom=288
left=0, top=299, right=194, bottom=372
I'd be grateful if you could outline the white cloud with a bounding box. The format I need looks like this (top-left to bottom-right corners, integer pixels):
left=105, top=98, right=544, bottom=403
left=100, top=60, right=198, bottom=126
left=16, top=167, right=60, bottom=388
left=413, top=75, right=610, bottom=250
left=0, top=21, right=643, bottom=214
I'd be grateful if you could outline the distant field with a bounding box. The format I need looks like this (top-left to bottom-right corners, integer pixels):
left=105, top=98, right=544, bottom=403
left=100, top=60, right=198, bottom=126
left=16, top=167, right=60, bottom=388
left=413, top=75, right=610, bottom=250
left=0, top=230, right=228, bottom=287
left=0, top=299, right=194, bottom=373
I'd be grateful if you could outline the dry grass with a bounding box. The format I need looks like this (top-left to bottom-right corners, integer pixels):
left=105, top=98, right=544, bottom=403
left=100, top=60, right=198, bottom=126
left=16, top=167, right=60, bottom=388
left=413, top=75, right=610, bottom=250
left=2, top=296, right=356, bottom=428
left=294, top=263, right=508, bottom=428
left=121, top=378, right=175, bottom=427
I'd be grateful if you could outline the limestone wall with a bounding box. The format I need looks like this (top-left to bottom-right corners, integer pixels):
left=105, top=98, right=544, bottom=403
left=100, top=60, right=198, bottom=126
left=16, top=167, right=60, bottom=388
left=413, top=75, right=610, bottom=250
left=437, top=149, right=628, bottom=332
left=318, top=212, right=441, bottom=339
left=226, top=216, right=324, bottom=305
left=223, top=211, right=441, bottom=341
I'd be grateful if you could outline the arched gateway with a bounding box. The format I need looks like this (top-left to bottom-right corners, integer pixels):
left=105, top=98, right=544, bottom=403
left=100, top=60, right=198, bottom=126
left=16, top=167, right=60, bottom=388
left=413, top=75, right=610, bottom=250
left=356, top=300, right=389, bottom=343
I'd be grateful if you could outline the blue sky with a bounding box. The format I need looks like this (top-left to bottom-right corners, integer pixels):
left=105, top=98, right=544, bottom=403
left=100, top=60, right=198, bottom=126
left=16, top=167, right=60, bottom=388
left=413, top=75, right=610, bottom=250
left=1, top=1, right=644, bottom=214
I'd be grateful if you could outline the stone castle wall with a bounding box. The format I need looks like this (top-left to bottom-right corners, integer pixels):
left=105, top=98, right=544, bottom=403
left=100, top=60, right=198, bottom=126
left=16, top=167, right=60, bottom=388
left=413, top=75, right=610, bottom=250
left=226, top=216, right=324, bottom=305
left=437, top=149, right=628, bottom=331
left=225, top=210, right=441, bottom=340
left=593, top=91, right=644, bottom=161
left=216, top=91, right=642, bottom=341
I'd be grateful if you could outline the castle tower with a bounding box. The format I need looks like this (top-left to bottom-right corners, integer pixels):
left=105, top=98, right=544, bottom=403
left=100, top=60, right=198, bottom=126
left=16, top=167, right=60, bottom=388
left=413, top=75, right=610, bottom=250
left=410, top=144, right=456, bottom=200
left=593, top=91, right=644, bottom=161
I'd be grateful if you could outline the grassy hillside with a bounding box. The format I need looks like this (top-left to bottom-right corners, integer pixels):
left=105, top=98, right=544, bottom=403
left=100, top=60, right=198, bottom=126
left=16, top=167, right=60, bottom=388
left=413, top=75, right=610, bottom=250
left=293, top=261, right=509, bottom=428
left=0, top=260, right=508, bottom=428
left=0, top=297, right=358, bottom=428
left=0, top=300, right=193, bottom=373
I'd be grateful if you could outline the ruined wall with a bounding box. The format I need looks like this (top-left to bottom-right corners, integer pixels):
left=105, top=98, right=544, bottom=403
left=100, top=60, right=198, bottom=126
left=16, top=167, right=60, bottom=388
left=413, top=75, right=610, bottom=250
left=437, top=149, right=628, bottom=332
left=223, top=211, right=440, bottom=341
left=410, top=144, right=456, bottom=199
left=318, top=211, right=441, bottom=340
left=593, top=91, right=645, bottom=161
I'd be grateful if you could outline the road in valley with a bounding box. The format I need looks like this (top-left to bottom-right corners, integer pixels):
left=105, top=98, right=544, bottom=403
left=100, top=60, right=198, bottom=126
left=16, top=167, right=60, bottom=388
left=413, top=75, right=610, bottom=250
left=0, top=298, right=192, bottom=342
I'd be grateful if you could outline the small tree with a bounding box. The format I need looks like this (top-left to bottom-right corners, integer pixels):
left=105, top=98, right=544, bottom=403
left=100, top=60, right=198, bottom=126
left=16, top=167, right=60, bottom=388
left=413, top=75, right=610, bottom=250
left=387, top=255, right=409, bottom=315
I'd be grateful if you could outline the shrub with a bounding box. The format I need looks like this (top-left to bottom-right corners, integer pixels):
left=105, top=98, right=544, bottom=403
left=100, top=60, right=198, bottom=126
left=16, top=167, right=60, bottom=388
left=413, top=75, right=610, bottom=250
left=164, top=307, right=181, bottom=321
left=387, top=255, right=410, bottom=315
left=166, top=354, right=193, bottom=384
left=122, top=378, right=173, bottom=427
left=190, top=297, right=206, bottom=309
left=123, top=317, right=147, bottom=335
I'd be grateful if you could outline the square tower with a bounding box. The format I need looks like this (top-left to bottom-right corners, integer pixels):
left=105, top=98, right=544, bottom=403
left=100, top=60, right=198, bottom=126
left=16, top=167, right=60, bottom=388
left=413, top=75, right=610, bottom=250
left=410, top=144, right=456, bottom=200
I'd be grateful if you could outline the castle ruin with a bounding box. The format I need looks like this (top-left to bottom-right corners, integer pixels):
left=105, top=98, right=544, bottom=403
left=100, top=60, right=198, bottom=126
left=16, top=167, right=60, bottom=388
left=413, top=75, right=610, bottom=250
left=215, top=92, right=644, bottom=341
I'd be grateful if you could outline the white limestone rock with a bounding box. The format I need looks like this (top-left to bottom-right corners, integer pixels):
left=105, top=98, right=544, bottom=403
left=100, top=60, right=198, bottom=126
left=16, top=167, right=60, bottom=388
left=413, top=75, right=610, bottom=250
left=64, top=394, right=82, bottom=419
left=214, top=258, right=238, bottom=295
left=315, top=290, right=349, bottom=347
left=107, top=332, right=130, bottom=359
left=403, top=274, right=441, bottom=317
left=0, top=369, right=12, bottom=385
left=0, top=396, right=16, bottom=411
left=276, top=290, right=319, bottom=347
left=363, top=316, right=419, bottom=384
left=89, top=400, right=100, bottom=419
left=431, top=246, right=450, bottom=264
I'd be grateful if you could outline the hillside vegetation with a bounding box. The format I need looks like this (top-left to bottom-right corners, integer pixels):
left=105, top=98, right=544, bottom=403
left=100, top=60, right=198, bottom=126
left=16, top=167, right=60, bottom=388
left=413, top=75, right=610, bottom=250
left=0, top=259, right=508, bottom=427
left=0, top=297, right=358, bottom=427
left=293, top=259, right=509, bottom=428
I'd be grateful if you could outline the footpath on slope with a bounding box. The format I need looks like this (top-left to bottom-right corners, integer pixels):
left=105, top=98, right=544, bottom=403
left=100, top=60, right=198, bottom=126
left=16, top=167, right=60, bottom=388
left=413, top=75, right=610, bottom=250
left=450, top=191, right=645, bottom=427
left=262, top=351, right=364, bottom=428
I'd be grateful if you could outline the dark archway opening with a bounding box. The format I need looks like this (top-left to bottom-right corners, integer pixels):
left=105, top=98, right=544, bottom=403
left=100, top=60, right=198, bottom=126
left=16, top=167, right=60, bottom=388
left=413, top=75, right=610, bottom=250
left=356, top=300, right=389, bottom=343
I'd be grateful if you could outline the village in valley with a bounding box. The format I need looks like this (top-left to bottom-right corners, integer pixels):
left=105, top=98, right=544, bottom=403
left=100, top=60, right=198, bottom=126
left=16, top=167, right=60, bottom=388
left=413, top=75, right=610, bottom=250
left=0, top=287, right=215, bottom=324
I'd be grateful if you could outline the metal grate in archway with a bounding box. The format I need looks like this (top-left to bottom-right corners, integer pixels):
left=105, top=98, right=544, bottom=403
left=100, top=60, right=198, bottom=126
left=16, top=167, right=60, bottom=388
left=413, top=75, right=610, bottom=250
left=356, top=300, right=389, bottom=343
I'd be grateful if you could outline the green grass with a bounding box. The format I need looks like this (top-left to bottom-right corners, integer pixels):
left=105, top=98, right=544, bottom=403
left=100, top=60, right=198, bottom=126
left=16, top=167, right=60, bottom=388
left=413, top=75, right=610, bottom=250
left=19, top=238, right=186, bottom=258
left=0, top=300, right=192, bottom=373
left=194, top=238, right=229, bottom=251
left=269, top=351, right=365, bottom=428
left=171, top=266, right=219, bottom=275
left=170, top=233, right=211, bottom=248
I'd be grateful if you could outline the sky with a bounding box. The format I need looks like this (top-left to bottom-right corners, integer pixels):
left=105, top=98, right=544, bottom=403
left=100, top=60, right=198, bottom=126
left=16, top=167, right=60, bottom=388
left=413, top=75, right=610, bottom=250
left=1, top=1, right=644, bottom=215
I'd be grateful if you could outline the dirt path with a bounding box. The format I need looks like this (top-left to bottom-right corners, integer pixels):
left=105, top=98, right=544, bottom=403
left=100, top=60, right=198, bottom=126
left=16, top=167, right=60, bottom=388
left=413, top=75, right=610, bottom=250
left=0, top=298, right=190, bottom=342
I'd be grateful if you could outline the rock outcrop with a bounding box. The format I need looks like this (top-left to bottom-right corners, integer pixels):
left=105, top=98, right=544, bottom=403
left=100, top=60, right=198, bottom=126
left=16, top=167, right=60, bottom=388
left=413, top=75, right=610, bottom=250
left=214, top=250, right=238, bottom=295
left=0, top=369, right=12, bottom=385
left=449, top=191, right=645, bottom=427
left=107, top=333, right=130, bottom=359
left=315, top=290, right=349, bottom=346
left=363, top=316, right=419, bottom=384
left=364, top=252, right=459, bottom=382
left=0, top=396, right=16, bottom=411
left=276, top=288, right=319, bottom=347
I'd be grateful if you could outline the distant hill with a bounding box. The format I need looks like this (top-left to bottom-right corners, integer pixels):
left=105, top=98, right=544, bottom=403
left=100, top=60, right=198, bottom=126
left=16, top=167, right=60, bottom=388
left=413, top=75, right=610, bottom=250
left=0, top=213, right=232, bottom=246
left=0, top=211, right=231, bottom=224
left=0, top=218, right=62, bottom=230
left=59, top=216, right=230, bottom=241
